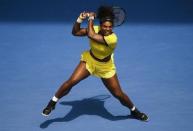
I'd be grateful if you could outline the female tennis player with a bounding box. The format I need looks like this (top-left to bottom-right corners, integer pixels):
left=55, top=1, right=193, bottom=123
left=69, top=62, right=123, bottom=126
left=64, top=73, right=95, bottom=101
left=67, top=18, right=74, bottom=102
left=42, top=6, right=149, bottom=122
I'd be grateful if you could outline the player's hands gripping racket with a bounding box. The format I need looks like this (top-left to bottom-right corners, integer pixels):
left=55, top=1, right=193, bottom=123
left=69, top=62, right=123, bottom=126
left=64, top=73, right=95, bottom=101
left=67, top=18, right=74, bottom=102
left=79, top=11, right=89, bottom=20
left=112, top=6, right=126, bottom=27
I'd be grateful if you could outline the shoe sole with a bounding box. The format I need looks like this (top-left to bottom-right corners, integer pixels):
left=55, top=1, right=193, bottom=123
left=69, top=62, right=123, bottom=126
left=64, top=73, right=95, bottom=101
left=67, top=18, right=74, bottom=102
left=141, top=117, right=149, bottom=122
left=41, top=113, right=49, bottom=117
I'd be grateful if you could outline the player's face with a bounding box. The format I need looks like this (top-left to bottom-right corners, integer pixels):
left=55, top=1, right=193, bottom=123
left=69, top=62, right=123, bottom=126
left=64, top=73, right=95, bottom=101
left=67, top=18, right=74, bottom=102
left=100, top=21, right=113, bottom=36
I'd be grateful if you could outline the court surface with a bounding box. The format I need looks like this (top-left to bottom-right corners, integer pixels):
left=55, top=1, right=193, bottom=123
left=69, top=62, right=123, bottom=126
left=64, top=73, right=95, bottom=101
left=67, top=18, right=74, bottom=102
left=0, top=23, right=193, bottom=131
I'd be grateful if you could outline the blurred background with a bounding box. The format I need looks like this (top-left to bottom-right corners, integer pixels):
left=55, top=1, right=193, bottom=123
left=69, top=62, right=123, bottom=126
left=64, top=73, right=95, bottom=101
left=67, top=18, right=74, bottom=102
left=1, top=0, right=193, bottom=23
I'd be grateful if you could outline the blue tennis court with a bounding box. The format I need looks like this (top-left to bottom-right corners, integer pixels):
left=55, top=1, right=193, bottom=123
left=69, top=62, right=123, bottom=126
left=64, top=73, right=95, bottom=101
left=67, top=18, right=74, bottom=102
left=1, top=0, right=193, bottom=131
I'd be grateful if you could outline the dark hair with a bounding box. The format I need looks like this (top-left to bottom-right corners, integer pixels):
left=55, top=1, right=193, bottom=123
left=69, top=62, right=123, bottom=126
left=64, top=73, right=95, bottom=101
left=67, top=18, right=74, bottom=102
left=97, top=6, right=115, bottom=25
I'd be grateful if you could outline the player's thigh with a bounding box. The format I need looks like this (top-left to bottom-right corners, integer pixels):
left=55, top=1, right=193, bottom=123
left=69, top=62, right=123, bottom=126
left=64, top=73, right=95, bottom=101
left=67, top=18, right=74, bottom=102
left=68, top=61, right=90, bottom=84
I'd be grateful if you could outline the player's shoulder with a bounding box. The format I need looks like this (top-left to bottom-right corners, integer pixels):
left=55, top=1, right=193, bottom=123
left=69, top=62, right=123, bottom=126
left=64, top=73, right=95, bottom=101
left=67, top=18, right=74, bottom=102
left=111, top=32, right=117, bottom=37
left=108, top=32, right=118, bottom=40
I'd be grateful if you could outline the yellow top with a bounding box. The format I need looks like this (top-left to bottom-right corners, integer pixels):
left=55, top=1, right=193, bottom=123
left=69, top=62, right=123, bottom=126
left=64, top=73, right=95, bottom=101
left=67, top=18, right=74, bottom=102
left=89, top=26, right=118, bottom=59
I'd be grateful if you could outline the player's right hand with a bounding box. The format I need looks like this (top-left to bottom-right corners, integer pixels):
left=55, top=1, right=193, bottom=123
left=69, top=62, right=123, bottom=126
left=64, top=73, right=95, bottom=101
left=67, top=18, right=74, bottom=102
left=87, top=12, right=96, bottom=18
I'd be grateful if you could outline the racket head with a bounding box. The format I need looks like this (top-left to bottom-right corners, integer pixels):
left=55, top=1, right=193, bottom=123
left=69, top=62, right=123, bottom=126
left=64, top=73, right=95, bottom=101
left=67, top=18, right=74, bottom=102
left=112, top=6, right=127, bottom=27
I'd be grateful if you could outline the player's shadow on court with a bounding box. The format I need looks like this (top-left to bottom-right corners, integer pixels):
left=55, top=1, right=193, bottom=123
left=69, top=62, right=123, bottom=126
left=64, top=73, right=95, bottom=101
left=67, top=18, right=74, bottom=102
left=40, top=94, right=134, bottom=128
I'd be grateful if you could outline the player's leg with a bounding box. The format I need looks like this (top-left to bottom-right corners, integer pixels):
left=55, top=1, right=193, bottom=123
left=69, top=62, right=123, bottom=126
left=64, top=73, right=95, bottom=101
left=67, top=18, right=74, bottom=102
left=101, top=74, right=134, bottom=109
left=42, top=61, right=90, bottom=116
left=55, top=61, right=90, bottom=98
left=101, top=74, right=149, bottom=121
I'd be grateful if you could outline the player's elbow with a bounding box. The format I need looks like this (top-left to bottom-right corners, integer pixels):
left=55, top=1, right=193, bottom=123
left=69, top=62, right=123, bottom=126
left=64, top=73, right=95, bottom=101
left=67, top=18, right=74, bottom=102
left=72, top=30, right=77, bottom=36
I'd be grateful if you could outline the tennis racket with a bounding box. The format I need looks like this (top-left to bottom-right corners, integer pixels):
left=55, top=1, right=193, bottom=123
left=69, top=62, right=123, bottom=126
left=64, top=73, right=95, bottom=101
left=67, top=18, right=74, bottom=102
left=112, top=6, right=126, bottom=27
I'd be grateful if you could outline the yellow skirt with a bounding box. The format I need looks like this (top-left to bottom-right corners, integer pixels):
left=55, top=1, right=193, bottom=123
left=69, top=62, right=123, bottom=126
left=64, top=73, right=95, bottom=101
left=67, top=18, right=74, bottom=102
left=80, top=50, right=116, bottom=78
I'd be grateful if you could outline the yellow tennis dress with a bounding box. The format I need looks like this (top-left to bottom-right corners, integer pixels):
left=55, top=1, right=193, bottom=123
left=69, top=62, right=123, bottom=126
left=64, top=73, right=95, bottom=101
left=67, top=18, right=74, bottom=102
left=81, top=26, right=118, bottom=78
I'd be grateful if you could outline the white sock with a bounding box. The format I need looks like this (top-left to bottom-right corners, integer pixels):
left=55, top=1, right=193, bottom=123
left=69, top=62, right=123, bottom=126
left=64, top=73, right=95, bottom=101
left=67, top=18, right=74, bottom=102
left=52, top=96, right=59, bottom=102
left=131, top=106, right=136, bottom=111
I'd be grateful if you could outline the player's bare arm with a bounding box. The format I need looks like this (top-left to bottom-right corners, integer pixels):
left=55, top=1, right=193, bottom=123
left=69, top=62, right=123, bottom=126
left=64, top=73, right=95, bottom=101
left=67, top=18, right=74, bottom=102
left=87, top=12, right=107, bottom=44
left=72, top=12, right=88, bottom=36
